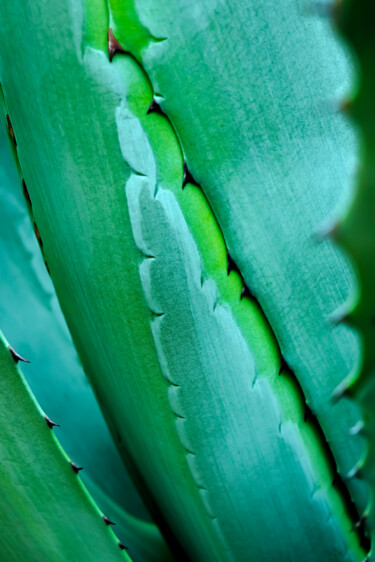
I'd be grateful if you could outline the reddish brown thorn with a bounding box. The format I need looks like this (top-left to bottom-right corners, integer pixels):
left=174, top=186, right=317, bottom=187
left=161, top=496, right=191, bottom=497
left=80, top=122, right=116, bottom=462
left=147, top=99, right=164, bottom=115
left=22, top=179, right=32, bottom=206
left=9, top=345, right=30, bottom=364
left=103, top=515, right=116, bottom=526
left=182, top=161, right=195, bottom=188
left=108, top=28, right=126, bottom=62
left=340, top=98, right=353, bottom=115
left=45, top=415, right=60, bottom=429
left=70, top=461, right=83, bottom=474
left=44, top=261, right=51, bottom=275
left=118, top=542, right=128, bottom=551
left=6, top=114, right=16, bottom=146
left=33, top=222, right=43, bottom=249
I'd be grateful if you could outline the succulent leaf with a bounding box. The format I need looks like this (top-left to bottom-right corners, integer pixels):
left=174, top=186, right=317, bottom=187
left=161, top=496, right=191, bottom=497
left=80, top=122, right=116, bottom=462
left=0, top=332, right=128, bottom=561
left=107, top=0, right=368, bottom=499
left=0, top=86, right=172, bottom=562
left=0, top=0, right=371, bottom=559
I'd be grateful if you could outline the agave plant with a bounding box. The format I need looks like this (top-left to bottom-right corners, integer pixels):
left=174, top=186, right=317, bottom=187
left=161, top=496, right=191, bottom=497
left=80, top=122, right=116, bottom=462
left=0, top=0, right=373, bottom=560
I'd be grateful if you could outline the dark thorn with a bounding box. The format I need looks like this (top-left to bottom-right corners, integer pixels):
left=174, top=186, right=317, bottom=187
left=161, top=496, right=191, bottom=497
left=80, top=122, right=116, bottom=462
left=332, top=382, right=353, bottom=402
left=6, top=114, right=16, bottom=146
left=278, top=356, right=290, bottom=375
left=44, top=261, right=51, bottom=275
left=330, top=306, right=352, bottom=326
left=107, top=28, right=127, bottom=62
left=184, top=447, right=196, bottom=456
left=22, top=179, right=32, bottom=206
left=150, top=310, right=165, bottom=318
left=9, top=345, right=30, bottom=364
left=70, top=461, right=83, bottom=474
left=33, top=222, right=43, bottom=249
left=304, top=403, right=313, bottom=422
left=147, top=98, right=164, bottom=116
left=240, top=283, right=247, bottom=300
left=227, top=252, right=238, bottom=275
left=345, top=466, right=363, bottom=481
left=45, top=415, right=60, bottom=429
left=118, top=542, right=128, bottom=551
left=103, top=515, right=116, bottom=526
left=141, top=252, right=155, bottom=259
left=169, top=381, right=180, bottom=388
left=182, top=161, right=196, bottom=188
left=149, top=36, right=168, bottom=44
left=331, top=312, right=348, bottom=326
left=240, top=281, right=256, bottom=301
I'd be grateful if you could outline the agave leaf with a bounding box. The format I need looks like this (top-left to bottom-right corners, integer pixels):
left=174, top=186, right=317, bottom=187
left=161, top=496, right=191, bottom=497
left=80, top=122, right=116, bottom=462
left=336, top=0, right=375, bottom=544
left=125, top=157, right=365, bottom=560
left=87, top=477, right=174, bottom=562
left=0, top=0, right=368, bottom=559
left=0, top=332, right=128, bottom=561
left=0, top=90, right=147, bottom=523
left=0, top=106, right=172, bottom=562
left=107, top=0, right=369, bottom=505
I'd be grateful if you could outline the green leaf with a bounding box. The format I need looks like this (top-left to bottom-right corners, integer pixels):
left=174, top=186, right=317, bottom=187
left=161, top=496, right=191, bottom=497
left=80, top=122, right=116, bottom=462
left=0, top=0, right=368, bottom=559
left=0, top=91, right=173, bottom=562
left=0, top=331, right=128, bottom=561
left=108, top=0, right=368, bottom=503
